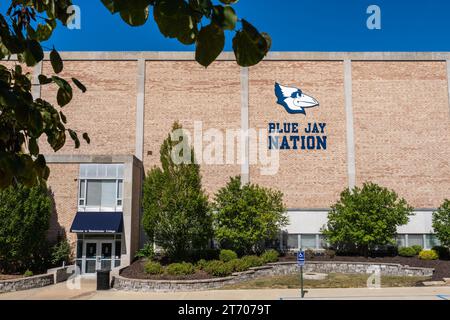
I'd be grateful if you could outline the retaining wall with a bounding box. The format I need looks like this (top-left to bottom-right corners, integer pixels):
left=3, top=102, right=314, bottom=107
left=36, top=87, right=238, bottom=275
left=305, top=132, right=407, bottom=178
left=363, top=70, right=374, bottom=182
left=0, top=274, right=54, bottom=293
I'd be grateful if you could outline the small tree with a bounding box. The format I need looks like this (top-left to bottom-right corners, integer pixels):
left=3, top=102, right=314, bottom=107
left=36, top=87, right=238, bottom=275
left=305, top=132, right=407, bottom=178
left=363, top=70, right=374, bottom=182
left=213, top=176, right=288, bottom=255
left=142, top=123, right=213, bottom=260
left=0, top=184, right=52, bottom=273
left=432, top=199, right=450, bottom=247
left=322, top=182, right=413, bottom=257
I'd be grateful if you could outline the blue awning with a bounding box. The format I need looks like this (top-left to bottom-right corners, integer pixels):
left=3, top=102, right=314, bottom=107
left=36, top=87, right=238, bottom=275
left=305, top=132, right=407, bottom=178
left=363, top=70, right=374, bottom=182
left=70, top=212, right=123, bottom=233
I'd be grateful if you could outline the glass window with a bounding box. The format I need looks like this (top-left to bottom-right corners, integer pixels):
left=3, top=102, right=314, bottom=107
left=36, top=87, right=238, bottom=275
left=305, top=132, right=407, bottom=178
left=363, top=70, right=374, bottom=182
left=117, top=180, right=123, bottom=199
left=115, top=240, right=121, bottom=259
left=76, top=240, right=83, bottom=259
left=396, top=235, right=406, bottom=247
left=301, top=234, right=317, bottom=249
left=408, top=234, right=424, bottom=247
left=86, top=180, right=102, bottom=207
left=101, top=180, right=116, bottom=207
left=107, top=165, right=118, bottom=178
left=319, top=235, right=328, bottom=249
left=287, top=234, right=299, bottom=249
left=79, top=180, right=86, bottom=198
left=425, top=234, right=440, bottom=249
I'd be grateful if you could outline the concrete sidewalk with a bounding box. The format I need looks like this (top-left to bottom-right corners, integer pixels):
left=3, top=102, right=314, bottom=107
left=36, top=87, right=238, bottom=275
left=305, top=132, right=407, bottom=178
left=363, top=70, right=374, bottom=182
left=1, top=277, right=450, bottom=300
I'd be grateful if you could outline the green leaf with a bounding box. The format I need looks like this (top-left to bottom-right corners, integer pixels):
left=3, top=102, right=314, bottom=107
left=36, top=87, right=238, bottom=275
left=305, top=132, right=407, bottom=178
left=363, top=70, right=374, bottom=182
left=21, top=40, right=44, bottom=67
left=232, top=20, right=271, bottom=67
left=36, top=23, right=53, bottom=41
left=212, top=5, right=237, bottom=30
left=82, top=132, right=91, bottom=144
left=28, top=138, right=39, bottom=156
left=219, top=0, right=239, bottom=4
left=195, top=23, right=224, bottom=67
left=154, top=0, right=196, bottom=44
left=59, top=111, right=67, bottom=124
left=71, top=78, right=86, bottom=93
left=52, top=76, right=73, bottom=107
left=50, top=49, right=63, bottom=74
left=120, top=6, right=150, bottom=26
left=68, top=129, right=80, bottom=148
left=38, top=74, right=53, bottom=85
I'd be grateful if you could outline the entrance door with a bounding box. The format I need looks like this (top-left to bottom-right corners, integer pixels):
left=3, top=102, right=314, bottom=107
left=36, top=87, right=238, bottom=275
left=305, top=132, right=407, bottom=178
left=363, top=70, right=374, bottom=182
left=83, top=240, right=114, bottom=274
left=84, top=242, right=98, bottom=274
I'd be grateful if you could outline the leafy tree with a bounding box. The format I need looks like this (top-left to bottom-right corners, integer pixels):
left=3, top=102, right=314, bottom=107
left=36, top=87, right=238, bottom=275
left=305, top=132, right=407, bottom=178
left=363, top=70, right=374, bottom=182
left=213, top=176, right=288, bottom=255
left=432, top=199, right=450, bottom=247
left=322, top=182, right=413, bottom=257
left=0, top=183, right=52, bottom=273
left=0, top=0, right=270, bottom=189
left=142, top=122, right=213, bottom=260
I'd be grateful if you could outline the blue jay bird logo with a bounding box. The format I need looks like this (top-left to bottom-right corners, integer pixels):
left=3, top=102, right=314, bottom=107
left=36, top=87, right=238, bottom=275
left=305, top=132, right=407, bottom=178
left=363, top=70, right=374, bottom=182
left=274, top=82, right=319, bottom=115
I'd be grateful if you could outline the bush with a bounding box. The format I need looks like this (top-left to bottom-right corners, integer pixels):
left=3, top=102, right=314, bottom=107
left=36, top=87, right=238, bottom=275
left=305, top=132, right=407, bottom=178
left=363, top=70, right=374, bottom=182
left=0, top=184, right=52, bottom=273
left=411, top=245, right=423, bottom=255
left=260, top=249, right=279, bottom=263
left=203, top=260, right=233, bottom=277
left=419, top=250, right=439, bottom=260
left=226, top=258, right=250, bottom=272
left=213, top=176, right=288, bottom=255
left=322, top=182, right=413, bottom=257
left=166, top=262, right=195, bottom=276
left=240, top=255, right=263, bottom=268
left=432, top=246, right=450, bottom=260
left=23, top=270, right=33, bottom=277
left=324, top=249, right=336, bottom=259
left=51, top=238, right=71, bottom=266
left=219, top=249, right=238, bottom=262
left=135, top=243, right=155, bottom=260
left=196, top=259, right=208, bottom=270
left=433, top=200, right=450, bottom=247
left=142, top=123, right=213, bottom=260
left=398, top=247, right=416, bottom=257
left=144, top=261, right=164, bottom=275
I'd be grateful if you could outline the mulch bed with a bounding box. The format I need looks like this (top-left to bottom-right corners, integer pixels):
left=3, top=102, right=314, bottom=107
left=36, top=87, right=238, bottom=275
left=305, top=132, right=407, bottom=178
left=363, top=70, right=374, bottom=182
left=279, top=254, right=450, bottom=281
left=0, top=274, right=23, bottom=281
left=120, top=259, right=215, bottom=280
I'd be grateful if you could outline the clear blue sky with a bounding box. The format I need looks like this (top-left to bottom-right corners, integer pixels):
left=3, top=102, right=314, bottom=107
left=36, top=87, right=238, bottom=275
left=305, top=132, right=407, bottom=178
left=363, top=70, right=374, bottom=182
left=6, top=0, right=450, bottom=51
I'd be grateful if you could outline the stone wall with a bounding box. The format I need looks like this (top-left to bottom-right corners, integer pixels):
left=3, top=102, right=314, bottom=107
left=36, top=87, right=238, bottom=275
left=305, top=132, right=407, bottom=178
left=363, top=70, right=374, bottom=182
left=0, top=274, right=54, bottom=293
left=113, top=261, right=433, bottom=292
left=47, top=265, right=76, bottom=283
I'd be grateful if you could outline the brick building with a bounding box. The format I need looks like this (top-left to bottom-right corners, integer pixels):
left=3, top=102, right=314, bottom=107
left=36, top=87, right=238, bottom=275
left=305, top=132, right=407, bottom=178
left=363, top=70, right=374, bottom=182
left=17, top=52, right=450, bottom=274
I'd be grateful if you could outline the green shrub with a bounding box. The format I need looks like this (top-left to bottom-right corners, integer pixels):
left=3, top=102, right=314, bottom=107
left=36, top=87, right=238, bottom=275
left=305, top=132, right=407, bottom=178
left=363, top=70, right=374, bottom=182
left=432, top=246, right=450, bottom=260
left=226, top=258, right=250, bottom=272
left=398, top=247, right=416, bottom=257
left=432, top=199, right=450, bottom=247
left=196, top=259, right=208, bottom=270
left=260, top=249, right=279, bottom=263
left=166, top=262, right=195, bottom=276
left=135, top=243, right=155, bottom=260
left=324, top=249, right=336, bottom=259
left=411, top=245, right=423, bottom=255
left=23, top=270, right=33, bottom=277
left=219, top=249, right=238, bottom=262
left=213, top=176, right=288, bottom=255
left=203, top=260, right=233, bottom=277
left=51, top=238, right=71, bottom=266
left=142, top=123, right=213, bottom=260
left=419, top=249, right=439, bottom=260
left=0, top=184, right=52, bottom=273
left=322, top=182, right=413, bottom=257
left=144, top=261, right=164, bottom=275
left=240, top=255, right=263, bottom=268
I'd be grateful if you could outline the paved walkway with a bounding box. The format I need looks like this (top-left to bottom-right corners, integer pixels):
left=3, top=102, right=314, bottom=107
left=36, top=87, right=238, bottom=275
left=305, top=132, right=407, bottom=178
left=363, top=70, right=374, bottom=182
left=1, top=278, right=450, bottom=300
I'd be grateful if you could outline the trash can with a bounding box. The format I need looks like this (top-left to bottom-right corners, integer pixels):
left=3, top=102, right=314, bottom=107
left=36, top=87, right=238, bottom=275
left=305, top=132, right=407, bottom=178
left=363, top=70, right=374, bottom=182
left=96, top=269, right=111, bottom=290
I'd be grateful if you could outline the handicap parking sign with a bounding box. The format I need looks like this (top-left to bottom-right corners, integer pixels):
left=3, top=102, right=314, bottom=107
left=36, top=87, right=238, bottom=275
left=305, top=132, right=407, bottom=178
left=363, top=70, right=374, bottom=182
left=297, top=251, right=305, bottom=266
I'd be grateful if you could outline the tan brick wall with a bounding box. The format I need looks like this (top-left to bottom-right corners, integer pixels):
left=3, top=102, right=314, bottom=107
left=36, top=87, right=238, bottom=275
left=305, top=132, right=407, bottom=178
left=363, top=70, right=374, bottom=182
left=46, top=164, right=79, bottom=248
left=40, top=60, right=137, bottom=155
left=353, top=61, right=450, bottom=208
left=143, top=61, right=241, bottom=197
left=248, top=61, right=348, bottom=208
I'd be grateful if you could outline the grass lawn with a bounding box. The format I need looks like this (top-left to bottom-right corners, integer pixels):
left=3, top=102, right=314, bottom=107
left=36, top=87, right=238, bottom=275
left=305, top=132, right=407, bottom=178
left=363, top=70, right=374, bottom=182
left=221, top=273, right=431, bottom=290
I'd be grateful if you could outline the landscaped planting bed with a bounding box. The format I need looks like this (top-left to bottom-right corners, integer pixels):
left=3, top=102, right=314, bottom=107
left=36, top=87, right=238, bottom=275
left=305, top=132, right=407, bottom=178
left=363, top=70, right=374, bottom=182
left=279, top=254, right=450, bottom=281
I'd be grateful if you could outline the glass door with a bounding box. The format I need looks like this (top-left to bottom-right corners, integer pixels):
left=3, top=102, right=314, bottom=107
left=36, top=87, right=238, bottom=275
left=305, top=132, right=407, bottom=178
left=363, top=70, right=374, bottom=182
left=99, top=241, right=113, bottom=271
left=84, top=242, right=97, bottom=274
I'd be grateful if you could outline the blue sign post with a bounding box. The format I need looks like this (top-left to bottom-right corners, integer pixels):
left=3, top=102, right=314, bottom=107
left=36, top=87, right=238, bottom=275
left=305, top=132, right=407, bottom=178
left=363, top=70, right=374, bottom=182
left=297, top=250, right=307, bottom=298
